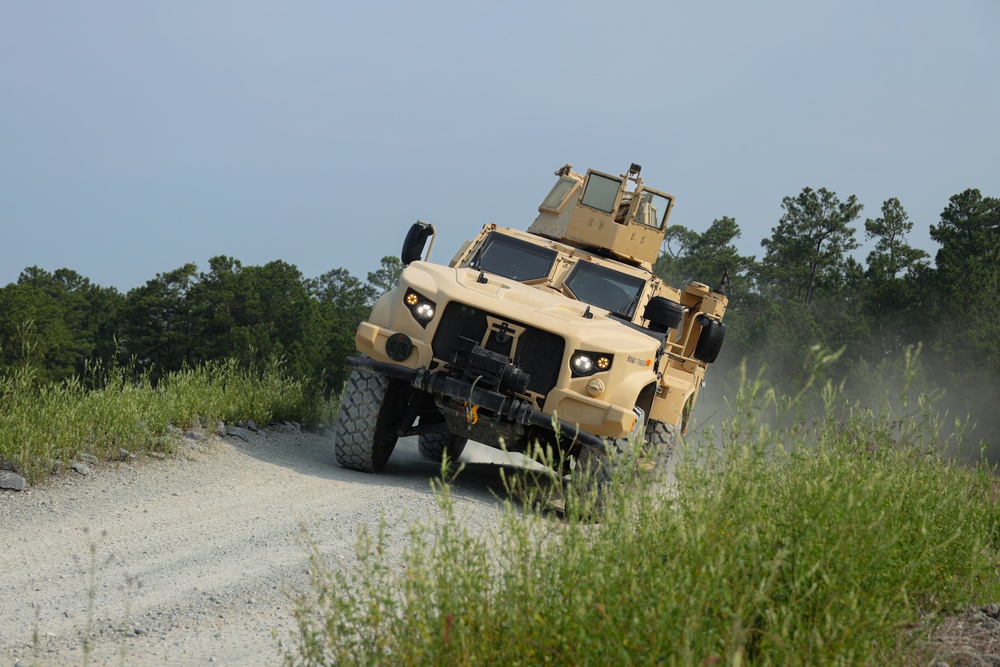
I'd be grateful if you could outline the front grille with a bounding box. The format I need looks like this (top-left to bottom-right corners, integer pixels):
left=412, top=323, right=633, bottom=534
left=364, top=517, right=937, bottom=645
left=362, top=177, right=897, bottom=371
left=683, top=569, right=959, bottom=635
left=432, top=303, right=489, bottom=359
left=431, top=302, right=564, bottom=399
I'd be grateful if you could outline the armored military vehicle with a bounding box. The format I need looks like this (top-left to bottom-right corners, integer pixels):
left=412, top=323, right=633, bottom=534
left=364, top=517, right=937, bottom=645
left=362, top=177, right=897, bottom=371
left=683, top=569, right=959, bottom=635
left=334, top=163, right=728, bottom=481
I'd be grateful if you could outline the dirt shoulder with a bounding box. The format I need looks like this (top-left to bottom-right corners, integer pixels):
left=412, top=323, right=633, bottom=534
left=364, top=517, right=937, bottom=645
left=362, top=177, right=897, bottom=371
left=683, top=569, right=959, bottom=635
left=0, top=428, right=522, bottom=666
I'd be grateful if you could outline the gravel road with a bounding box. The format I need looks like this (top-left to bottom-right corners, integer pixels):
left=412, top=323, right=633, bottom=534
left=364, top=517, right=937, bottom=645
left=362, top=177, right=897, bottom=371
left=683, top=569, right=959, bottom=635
left=0, top=429, right=527, bottom=666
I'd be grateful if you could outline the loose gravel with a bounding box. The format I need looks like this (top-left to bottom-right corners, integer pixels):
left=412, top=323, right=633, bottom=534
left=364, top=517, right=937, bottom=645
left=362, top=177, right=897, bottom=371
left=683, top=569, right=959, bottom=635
left=0, top=429, right=525, bottom=666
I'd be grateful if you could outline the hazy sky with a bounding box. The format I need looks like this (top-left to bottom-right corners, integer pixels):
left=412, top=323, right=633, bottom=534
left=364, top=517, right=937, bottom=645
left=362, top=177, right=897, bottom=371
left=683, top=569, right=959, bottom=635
left=2, top=1, right=998, bottom=291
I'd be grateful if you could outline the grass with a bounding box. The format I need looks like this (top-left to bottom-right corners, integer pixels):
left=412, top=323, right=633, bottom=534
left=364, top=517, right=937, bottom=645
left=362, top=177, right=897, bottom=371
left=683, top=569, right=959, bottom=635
left=284, top=370, right=1000, bottom=666
left=0, top=357, right=337, bottom=484
left=4, top=347, right=996, bottom=664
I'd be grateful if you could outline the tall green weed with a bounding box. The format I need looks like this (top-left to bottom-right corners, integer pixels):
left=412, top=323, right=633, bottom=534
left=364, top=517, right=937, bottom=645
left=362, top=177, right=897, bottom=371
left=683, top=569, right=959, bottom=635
left=286, top=369, right=1000, bottom=666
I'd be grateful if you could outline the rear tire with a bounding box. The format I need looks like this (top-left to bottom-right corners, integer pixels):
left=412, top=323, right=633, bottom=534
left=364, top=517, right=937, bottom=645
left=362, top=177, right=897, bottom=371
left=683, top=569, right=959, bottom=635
left=335, top=368, right=402, bottom=472
left=417, top=431, right=468, bottom=462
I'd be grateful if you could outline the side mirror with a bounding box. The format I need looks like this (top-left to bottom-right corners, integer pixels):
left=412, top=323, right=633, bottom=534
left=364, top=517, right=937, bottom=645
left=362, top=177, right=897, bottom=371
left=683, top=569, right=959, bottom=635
left=643, top=296, right=684, bottom=333
left=401, top=221, right=435, bottom=266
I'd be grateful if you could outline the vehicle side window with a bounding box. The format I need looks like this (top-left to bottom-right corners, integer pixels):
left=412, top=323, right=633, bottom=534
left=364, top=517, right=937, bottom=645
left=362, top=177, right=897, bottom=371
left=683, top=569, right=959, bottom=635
left=539, top=177, right=578, bottom=212
left=580, top=173, right=621, bottom=213
left=633, top=190, right=673, bottom=230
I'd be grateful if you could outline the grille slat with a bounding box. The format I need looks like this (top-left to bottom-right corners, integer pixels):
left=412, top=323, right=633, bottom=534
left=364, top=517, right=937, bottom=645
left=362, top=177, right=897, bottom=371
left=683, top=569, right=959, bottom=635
left=431, top=302, right=564, bottom=399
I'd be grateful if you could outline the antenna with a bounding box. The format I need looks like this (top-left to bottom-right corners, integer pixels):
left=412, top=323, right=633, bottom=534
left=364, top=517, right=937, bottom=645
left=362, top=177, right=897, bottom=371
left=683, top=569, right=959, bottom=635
left=715, top=267, right=732, bottom=296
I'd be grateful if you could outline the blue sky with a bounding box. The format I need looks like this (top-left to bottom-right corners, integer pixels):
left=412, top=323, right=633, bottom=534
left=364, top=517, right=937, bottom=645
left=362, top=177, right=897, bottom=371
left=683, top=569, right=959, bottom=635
left=2, top=1, right=998, bottom=291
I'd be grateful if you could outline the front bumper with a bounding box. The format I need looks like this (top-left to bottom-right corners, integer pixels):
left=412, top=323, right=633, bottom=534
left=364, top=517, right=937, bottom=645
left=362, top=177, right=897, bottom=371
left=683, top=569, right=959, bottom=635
left=355, top=319, right=639, bottom=438
left=344, top=355, right=610, bottom=453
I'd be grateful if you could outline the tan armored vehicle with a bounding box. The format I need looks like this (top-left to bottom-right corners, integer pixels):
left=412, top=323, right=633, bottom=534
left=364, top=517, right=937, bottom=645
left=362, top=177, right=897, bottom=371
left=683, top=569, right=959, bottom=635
left=335, top=163, right=728, bottom=480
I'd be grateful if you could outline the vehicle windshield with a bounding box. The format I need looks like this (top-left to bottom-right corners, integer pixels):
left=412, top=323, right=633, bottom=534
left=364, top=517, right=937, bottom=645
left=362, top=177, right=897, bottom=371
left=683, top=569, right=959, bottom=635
left=563, top=261, right=646, bottom=317
left=466, top=232, right=557, bottom=282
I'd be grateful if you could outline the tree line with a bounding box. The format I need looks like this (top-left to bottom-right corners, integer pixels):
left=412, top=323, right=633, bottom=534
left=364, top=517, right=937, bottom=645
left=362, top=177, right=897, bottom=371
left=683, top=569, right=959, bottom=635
left=1, top=185, right=997, bottom=447
left=656, top=186, right=1000, bottom=451
left=0, top=255, right=402, bottom=393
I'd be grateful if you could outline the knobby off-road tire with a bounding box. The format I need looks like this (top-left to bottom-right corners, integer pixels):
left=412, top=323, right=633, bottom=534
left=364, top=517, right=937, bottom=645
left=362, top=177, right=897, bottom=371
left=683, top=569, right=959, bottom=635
left=571, top=420, right=678, bottom=517
left=643, top=420, right=678, bottom=473
left=417, top=431, right=468, bottom=463
left=570, top=437, right=635, bottom=518
left=334, top=368, right=403, bottom=473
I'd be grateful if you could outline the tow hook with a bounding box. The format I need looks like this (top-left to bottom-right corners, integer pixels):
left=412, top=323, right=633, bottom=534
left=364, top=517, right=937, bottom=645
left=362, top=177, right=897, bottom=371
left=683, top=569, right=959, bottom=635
left=464, top=403, right=480, bottom=425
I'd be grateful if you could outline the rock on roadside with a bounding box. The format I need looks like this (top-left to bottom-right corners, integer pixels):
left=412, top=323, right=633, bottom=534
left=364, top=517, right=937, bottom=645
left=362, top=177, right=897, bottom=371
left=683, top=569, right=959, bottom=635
left=225, top=426, right=253, bottom=442
left=0, top=471, right=26, bottom=491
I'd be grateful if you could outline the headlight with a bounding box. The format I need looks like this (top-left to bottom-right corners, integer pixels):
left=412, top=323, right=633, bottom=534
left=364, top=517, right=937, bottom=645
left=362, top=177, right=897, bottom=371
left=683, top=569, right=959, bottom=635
left=404, top=289, right=436, bottom=328
left=571, top=353, right=593, bottom=375
left=570, top=351, right=613, bottom=377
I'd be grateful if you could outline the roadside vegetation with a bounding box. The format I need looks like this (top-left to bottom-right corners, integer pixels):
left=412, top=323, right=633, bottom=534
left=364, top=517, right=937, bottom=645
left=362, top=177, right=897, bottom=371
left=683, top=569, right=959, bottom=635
left=284, top=364, right=1000, bottom=666
left=1, top=186, right=998, bottom=452
left=0, top=183, right=996, bottom=663
left=0, top=357, right=335, bottom=484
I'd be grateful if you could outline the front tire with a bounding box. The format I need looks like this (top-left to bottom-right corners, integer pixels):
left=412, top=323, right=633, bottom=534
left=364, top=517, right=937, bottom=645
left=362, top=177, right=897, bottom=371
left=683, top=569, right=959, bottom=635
left=417, top=431, right=468, bottom=463
left=335, top=369, right=403, bottom=472
left=569, top=437, right=634, bottom=518
left=643, top=420, right=678, bottom=472
left=571, top=421, right=678, bottom=516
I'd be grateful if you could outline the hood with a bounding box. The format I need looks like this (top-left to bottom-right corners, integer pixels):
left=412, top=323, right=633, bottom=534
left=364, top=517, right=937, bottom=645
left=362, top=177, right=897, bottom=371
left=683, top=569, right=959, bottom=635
left=400, top=262, right=661, bottom=358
